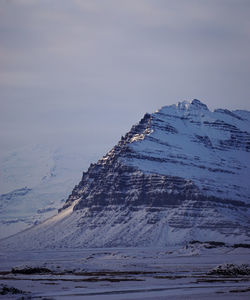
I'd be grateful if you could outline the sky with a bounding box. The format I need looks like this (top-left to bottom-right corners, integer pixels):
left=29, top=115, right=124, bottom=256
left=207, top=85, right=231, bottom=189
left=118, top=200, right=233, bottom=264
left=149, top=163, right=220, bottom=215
left=0, top=0, right=250, bottom=160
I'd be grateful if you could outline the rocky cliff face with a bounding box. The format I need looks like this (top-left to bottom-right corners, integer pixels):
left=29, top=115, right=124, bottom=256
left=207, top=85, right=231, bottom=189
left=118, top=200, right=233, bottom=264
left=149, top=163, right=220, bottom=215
left=2, top=100, right=250, bottom=249
left=62, top=99, right=250, bottom=211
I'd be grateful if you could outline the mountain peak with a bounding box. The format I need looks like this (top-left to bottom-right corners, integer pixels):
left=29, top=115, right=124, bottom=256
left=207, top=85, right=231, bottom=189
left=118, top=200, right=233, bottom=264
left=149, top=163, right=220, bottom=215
left=176, top=99, right=209, bottom=111
left=2, top=100, right=250, bottom=249
left=156, top=99, right=209, bottom=115
left=191, top=99, right=209, bottom=110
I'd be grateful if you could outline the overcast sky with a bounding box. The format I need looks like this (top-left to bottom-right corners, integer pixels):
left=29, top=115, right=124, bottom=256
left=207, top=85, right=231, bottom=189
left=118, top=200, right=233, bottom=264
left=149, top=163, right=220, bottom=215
left=1, top=0, right=250, bottom=159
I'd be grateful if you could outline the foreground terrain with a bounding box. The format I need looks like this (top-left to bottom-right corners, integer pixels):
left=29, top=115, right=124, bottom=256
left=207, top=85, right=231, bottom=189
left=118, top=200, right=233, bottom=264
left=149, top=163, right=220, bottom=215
left=0, top=243, right=249, bottom=299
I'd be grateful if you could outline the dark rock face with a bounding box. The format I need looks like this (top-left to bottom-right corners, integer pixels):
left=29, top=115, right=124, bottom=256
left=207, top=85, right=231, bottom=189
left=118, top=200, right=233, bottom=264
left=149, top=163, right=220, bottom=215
left=208, top=264, right=250, bottom=276
left=62, top=157, right=249, bottom=213
left=72, top=169, right=199, bottom=210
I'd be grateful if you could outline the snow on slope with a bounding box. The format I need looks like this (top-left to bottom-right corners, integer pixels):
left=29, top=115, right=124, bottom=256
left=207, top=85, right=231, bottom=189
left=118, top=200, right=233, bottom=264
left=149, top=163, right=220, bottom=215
left=124, top=100, right=250, bottom=202
left=1, top=99, right=250, bottom=248
left=0, top=144, right=98, bottom=239
left=1, top=200, right=249, bottom=249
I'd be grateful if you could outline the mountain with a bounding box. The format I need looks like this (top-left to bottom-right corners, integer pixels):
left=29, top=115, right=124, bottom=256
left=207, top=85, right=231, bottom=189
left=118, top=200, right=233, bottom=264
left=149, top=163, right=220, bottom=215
left=1, top=99, right=250, bottom=249
left=0, top=144, right=98, bottom=239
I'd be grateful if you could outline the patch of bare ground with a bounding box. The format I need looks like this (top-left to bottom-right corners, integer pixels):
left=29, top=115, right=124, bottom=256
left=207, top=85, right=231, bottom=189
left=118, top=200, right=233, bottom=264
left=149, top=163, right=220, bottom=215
left=0, top=284, right=28, bottom=296
left=195, top=277, right=250, bottom=283
left=229, top=287, right=250, bottom=293
left=207, top=264, right=250, bottom=276
left=154, top=275, right=186, bottom=280
left=0, top=276, right=144, bottom=282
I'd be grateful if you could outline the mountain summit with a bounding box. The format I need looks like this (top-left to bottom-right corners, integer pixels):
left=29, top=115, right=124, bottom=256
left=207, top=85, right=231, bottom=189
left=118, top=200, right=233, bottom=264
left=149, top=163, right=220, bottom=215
left=2, top=100, right=250, bottom=249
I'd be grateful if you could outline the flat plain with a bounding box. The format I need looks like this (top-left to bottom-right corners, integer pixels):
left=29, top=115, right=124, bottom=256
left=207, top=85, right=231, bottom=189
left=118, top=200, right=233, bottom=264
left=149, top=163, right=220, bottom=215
left=0, top=243, right=249, bottom=299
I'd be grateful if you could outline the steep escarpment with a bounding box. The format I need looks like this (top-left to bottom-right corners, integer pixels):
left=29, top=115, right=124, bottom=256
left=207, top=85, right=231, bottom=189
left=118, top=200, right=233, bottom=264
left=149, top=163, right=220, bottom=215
left=62, top=99, right=250, bottom=212
left=1, top=99, right=250, bottom=249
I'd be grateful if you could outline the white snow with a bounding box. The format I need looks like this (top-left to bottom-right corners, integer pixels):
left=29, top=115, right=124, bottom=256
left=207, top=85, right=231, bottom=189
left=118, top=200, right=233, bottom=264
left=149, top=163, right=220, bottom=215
left=0, top=246, right=249, bottom=299
left=121, top=101, right=250, bottom=203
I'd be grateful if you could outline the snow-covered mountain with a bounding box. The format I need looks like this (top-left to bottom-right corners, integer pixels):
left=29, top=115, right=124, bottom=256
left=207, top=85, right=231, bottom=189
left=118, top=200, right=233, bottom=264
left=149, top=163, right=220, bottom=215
left=1, top=100, right=250, bottom=248
left=0, top=144, right=98, bottom=238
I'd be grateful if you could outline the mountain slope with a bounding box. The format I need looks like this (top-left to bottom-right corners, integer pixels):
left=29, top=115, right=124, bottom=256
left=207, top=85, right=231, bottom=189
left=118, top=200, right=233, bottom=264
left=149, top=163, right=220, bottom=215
left=1, top=100, right=250, bottom=248
left=0, top=145, right=98, bottom=238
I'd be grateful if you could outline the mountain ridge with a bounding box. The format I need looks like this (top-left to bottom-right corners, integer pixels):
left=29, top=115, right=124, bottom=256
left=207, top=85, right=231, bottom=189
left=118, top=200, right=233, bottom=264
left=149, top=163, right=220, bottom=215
left=1, top=99, right=250, bottom=249
left=62, top=99, right=250, bottom=211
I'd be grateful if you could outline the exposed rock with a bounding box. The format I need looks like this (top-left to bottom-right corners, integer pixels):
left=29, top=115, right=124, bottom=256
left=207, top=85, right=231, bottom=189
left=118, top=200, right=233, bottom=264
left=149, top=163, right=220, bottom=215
left=0, top=284, right=26, bottom=295
left=208, top=264, right=250, bottom=276
left=11, top=266, right=52, bottom=274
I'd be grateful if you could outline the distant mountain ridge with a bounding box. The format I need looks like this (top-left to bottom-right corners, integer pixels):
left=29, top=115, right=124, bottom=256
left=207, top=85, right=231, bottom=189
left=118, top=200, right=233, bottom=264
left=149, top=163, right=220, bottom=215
left=0, top=145, right=97, bottom=239
left=1, top=99, right=250, bottom=249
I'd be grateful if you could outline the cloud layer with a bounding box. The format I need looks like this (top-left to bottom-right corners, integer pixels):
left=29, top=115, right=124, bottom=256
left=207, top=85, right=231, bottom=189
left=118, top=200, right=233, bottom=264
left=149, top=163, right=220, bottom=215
left=0, top=0, right=250, bottom=157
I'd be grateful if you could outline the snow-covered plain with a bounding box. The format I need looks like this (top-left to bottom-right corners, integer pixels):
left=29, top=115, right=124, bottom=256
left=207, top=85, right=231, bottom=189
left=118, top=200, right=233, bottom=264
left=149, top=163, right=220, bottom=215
left=0, top=245, right=249, bottom=299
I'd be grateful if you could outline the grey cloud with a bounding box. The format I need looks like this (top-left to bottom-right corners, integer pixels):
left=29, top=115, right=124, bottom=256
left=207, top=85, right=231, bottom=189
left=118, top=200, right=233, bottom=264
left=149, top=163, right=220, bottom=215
left=0, top=0, right=249, bottom=158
